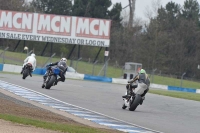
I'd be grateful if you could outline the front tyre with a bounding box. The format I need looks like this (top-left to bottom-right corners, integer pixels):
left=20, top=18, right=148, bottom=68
left=45, top=75, right=56, bottom=89
left=122, top=103, right=127, bottom=109
left=129, top=94, right=142, bottom=111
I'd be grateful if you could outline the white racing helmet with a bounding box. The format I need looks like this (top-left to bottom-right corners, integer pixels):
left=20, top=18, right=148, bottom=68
left=31, top=53, right=36, bottom=57
left=60, top=58, right=67, bottom=63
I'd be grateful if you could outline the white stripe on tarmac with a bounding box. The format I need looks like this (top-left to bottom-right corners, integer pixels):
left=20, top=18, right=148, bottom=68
left=14, top=92, right=36, bottom=95
left=11, top=90, right=33, bottom=93
left=60, top=109, right=92, bottom=113
left=85, top=118, right=117, bottom=122
left=99, top=123, right=135, bottom=128
left=7, top=89, right=26, bottom=92
left=51, top=106, right=76, bottom=109
left=41, top=103, right=64, bottom=106
left=15, top=93, right=38, bottom=96
left=27, top=98, right=47, bottom=102
left=72, top=113, right=103, bottom=118
left=118, top=129, right=144, bottom=133
left=22, top=96, right=50, bottom=100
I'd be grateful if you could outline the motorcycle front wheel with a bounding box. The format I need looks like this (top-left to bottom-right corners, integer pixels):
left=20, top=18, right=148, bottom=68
left=122, top=103, right=127, bottom=109
left=45, top=75, right=56, bottom=89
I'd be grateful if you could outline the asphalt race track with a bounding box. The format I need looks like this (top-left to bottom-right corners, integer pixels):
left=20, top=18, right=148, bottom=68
left=0, top=73, right=200, bottom=133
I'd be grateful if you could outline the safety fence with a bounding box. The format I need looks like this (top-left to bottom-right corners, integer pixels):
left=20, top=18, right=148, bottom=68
left=0, top=63, right=200, bottom=94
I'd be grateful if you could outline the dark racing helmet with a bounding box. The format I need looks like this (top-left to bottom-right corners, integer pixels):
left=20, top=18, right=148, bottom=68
left=58, top=61, right=67, bottom=72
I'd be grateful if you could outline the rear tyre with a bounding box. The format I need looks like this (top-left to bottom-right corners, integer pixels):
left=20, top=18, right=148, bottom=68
left=22, top=69, right=29, bottom=79
left=45, top=76, right=56, bottom=89
left=129, top=94, right=142, bottom=111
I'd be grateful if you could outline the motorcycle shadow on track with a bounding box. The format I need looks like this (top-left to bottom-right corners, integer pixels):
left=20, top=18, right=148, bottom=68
left=41, top=87, right=63, bottom=91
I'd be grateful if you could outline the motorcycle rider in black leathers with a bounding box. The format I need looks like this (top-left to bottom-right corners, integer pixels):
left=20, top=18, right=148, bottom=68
left=42, top=58, right=68, bottom=88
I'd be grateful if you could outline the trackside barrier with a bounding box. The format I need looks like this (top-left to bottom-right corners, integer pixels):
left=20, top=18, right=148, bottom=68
left=32, top=67, right=85, bottom=80
left=1, top=63, right=200, bottom=94
left=112, top=78, right=128, bottom=84
left=168, top=86, right=197, bottom=93
left=196, top=89, right=200, bottom=94
left=84, top=74, right=112, bottom=83
left=3, top=64, right=46, bottom=75
left=0, top=64, right=3, bottom=71
left=32, top=68, right=46, bottom=75
left=150, top=83, right=168, bottom=90
left=66, top=72, right=84, bottom=80
left=3, top=64, right=22, bottom=73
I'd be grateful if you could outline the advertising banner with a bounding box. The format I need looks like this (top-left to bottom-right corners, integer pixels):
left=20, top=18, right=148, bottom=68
left=0, top=10, right=111, bottom=47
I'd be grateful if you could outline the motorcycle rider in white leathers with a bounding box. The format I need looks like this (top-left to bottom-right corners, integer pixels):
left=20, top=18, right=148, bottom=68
left=20, top=53, right=36, bottom=77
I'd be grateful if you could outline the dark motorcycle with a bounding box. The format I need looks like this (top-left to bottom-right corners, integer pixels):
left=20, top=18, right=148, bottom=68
left=43, top=66, right=60, bottom=89
left=22, top=63, right=32, bottom=79
left=122, top=82, right=143, bottom=111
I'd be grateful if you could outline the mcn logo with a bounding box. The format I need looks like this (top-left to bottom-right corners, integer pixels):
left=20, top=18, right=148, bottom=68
left=37, top=14, right=72, bottom=36
left=76, top=18, right=111, bottom=39
left=0, top=10, right=33, bottom=32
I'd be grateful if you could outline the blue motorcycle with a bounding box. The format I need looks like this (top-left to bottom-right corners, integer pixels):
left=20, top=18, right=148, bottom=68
left=43, top=66, right=60, bottom=89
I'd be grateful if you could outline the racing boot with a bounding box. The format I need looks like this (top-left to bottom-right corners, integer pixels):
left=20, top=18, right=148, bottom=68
left=53, top=79, right=59, bottom=86
left=53, top=81, right=57, bottom=86
left=140, top=88, right=148, bottom=105
left=122, top=95, right=127, bottom=98
left=42, top=77, right=47, bottom=88
left=29, top=72, right=32, bottom=77
left=140, top=96, right=145, bottom=105
left=41, top=84, right=45, bottom=88
left=43, top=75, right=47, bottom=81
left=20, top=68, right=24, bottom=74
left=54, top=78, right=62, bottom=86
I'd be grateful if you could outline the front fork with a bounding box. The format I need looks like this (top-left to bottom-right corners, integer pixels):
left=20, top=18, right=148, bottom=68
left=123, top=96, right=134, bottom=107
left=123, top=86, right=135, bottom=107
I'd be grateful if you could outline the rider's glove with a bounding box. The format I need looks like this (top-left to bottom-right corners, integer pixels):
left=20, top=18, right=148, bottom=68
left=46, top=65, right=51, bottom=69
left=128, top=80, right=133, bottom=83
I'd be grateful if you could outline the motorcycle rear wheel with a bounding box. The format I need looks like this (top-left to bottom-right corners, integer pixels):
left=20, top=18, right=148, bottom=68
left=129, top=94, right=142, bottom=111
left=45, top=75, right=56, bottom=89
left=22, top=69, right=29, bottom=79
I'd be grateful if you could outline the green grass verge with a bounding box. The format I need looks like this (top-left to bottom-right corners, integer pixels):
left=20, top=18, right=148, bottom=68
left=149, top=89, right=200, bottom=101
left=0, top=114, right=106, bottom=133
